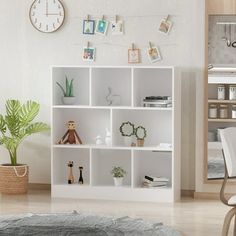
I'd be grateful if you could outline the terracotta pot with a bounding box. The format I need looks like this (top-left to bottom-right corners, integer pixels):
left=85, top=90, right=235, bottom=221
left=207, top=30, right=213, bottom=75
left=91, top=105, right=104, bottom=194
left=0, top=164, right=29, bottom=194
left=137, top=139, right=145, bottom=147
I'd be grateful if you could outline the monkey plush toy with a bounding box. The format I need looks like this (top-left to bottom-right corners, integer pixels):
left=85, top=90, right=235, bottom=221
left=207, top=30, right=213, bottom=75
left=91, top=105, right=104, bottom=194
left=58, top=121, right=83, bottom=144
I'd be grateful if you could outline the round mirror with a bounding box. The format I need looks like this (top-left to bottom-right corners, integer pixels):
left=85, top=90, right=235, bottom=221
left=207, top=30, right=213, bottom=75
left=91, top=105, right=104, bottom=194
left=135, top=126, right=147, bottom=139
left=119, top=122, right=135, bottom=136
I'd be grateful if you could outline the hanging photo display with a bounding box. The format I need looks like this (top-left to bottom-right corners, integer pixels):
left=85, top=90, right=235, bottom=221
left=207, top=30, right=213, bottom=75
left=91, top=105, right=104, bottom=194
left=147, top=42, right=162, bottom=63
left=83, top=42, right=96, bottom=61
left=83, top=17, right=95, bottom=35
left=95, top=16, right=109, bottom=35
left=158, top=15, right=172, bottom=35
left=111, top=16, right=124, bottom=35
left=128, top=44, right=140, bottom=63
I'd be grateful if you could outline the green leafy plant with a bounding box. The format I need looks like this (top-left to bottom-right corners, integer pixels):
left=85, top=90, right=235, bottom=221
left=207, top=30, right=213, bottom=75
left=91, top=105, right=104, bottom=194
left=111, top=166, right=127, bottom=178
left=56, top=76, right=74, bottom=97
left=119, top=121, right=135, bottom=137
left=135, top=126, right=147, bottom=140
left=0, top=100, right=50, bottom=166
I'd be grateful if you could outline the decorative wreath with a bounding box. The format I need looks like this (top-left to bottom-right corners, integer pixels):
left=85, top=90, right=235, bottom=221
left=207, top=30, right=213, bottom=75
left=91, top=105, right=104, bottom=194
left=119, top=121, right=135, bottom=137
left=135, top=126, right=147, bottom=139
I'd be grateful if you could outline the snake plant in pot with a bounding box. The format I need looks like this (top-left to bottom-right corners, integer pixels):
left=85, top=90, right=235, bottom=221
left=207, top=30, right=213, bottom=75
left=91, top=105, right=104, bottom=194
left=0, top=100, right=50, bottom=194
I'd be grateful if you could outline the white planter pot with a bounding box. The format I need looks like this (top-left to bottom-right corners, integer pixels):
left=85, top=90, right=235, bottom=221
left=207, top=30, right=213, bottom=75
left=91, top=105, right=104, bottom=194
left=113, top=177, right=123, bottom=186
left=123, top=136, right=132, bottom=146
left=62, top=97, right=76, bottom=105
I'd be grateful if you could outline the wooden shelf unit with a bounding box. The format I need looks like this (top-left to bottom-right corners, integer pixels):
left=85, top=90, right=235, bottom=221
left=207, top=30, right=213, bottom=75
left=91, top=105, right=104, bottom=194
left=51, top=66, right=181, bottom=202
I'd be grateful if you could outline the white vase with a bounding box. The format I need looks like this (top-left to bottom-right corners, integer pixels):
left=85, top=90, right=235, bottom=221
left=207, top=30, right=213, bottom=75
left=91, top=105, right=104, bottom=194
left=123, top=136, right=132, bottom=146
left=62, top=97, right=76, bottom=105
left=113, top=177, right=123, bottom=186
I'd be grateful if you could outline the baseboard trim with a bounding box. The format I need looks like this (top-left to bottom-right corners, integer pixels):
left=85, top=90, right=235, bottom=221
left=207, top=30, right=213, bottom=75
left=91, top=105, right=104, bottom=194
left=181, top=190, right=194, bottom=198
left=28, top=183, right=51, bottom=190
left=194, top=191, right=234, bottom=200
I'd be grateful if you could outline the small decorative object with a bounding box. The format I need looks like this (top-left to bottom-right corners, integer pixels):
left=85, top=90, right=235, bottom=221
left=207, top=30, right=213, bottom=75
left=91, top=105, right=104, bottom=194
left=135, top=126, right=147, bottom=147
left=131, top=142, right=136, bottom=147
left=105, top=128, right=112, bottom=146
left=83, top=15, right=95, bottom=35
left=78, top=166, right=84, bottom=184
left=67, top=161, right=74, bottom=184
left=58, top=121, right=83, bottom=144
left=105, top=87, right=121, bottom=106
left=158, top=15, right=172, bottom=35
left=111, top=166, right=126, bottom=186
left=119, top=121, right=135, bottom=146
left=232, top=104, right=236, bottom=118
left=56, top=76, right=76, bottom=105
left=29, top=0, right=65, bottom=33
left=83, top=42, right=96, bottom=61
left=0, top=100, right=50, bottom=194
left=95, top=135, right=103, bottom=145
left=147, top=42, right=161, bottom=63
left=111, top=15, right=124, bottom=35
left=229, top=85, right=236, bottom=100
left=128, top=43, right=140, bottom=64
left=219, top=104, right=228, bottom=119
left=208, top=104, right=217, bottom=118
left=95, top=15, right=109, bottom=35
left=218, top=85, right=225, bottom=100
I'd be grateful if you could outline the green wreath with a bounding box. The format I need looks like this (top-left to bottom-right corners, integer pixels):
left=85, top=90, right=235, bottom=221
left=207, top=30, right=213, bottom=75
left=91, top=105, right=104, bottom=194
left=119, top=121, right=135, bottom=137
left=135, top=126, right=147, bottom=139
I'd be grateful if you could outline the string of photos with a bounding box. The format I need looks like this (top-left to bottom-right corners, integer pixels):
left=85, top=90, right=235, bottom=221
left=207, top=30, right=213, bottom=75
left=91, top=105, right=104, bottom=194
left=82, top=14, right=174, bottom=63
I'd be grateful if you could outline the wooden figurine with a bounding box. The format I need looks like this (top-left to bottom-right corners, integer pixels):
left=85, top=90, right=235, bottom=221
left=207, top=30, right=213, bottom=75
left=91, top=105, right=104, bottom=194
left=67, top=161, right=74, bottom=184
left=58, top=121, right=83, bottom=144
left=78, top=166, right=84, bottom=184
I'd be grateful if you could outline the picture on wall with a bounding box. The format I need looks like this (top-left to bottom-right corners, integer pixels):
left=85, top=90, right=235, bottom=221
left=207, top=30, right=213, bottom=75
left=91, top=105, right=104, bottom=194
left=82, top=47, right=96, bottom=61
left=147, top=47, right=161, bottom=63
left=128, top=49, right=140, bottom=63
left=95, top=19, right=109, bottom=35
left=111, top=20, right=124, bottom=35
left=83, top=20, right=95, bottom=35
left=158, top=18, right=172, bottom=35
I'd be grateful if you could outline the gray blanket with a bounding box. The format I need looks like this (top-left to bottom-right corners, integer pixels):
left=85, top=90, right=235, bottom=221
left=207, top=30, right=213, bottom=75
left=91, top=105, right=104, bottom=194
left=0, top=211, right=181, bottom=236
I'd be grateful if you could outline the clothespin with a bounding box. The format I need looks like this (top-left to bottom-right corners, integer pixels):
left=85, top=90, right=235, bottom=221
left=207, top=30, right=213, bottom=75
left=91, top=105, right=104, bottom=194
left=102, top=15, right=105, bottom=21
left=87, top=41, right=90, bottom=49
left=149, top=42, right=152, bottom=49
left=115, top=15, right=118, bottom=23
left=87, top=14, right=90, bottom=22
left=132, top=43, right=135, bottom=50
left=165, top=15, right=170, bottom=22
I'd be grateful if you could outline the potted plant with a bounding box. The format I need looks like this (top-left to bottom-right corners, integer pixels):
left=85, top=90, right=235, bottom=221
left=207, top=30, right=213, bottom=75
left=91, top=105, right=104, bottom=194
left=56, top=76, right=76, bottom=105
left=135, top=126, right=147, bottom=147
left=119, top=121, right=135, bottom=146
left=111, top=166, right=126, bottom=186
left=0, top=100, right=50, bottom=194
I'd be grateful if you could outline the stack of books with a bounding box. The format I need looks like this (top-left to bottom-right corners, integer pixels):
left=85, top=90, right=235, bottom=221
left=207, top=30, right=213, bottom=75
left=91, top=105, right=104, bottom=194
left=142, top=96, right=172, bottom=108
left=142, top=175, right=169, bottom=188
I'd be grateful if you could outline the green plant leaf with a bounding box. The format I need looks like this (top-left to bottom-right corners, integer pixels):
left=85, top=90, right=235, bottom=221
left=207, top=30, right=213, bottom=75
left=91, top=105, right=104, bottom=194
left=56, top=82, right=66, bottom=96
left=19, top=101, right=40, bottom=126
left=69, top=79, right=74, bottom=97
left=66, top=76, right=70, bottom=96
left=25, top=122, right=50, bottom=136
left=0, top=115, right=6, bottom=133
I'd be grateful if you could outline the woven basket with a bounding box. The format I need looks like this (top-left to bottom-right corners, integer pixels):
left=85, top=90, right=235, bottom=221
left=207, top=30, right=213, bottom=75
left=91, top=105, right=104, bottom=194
left=0, top=164, right=28, bottom=194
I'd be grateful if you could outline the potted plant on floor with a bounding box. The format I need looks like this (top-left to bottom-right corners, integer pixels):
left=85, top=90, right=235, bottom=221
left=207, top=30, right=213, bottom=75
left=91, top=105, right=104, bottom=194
left=56, top=76, right=76, bottom=105
left=111, top=166, right=126, bottom=186
left=0, top=100, right=50, bottom=194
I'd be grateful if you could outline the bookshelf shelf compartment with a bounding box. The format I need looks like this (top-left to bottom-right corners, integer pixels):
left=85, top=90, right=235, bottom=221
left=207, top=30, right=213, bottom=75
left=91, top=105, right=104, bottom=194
left=52, top=66, right=180, bottom=202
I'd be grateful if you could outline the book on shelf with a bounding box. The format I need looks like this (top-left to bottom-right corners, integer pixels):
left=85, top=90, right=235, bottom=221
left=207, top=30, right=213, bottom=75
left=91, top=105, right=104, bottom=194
left=144, top=175, right=169, bottom=182
left=142, top=181, right=168, bottom=187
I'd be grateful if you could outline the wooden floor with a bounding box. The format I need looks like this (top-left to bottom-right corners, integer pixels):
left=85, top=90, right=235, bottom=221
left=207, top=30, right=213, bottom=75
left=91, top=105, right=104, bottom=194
left=0, top=190, right=233, bottom=235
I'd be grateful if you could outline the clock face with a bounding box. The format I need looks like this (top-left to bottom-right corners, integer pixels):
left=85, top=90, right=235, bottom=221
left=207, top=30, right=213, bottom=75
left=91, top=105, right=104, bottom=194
left=29, top=0, right=65, bottom=33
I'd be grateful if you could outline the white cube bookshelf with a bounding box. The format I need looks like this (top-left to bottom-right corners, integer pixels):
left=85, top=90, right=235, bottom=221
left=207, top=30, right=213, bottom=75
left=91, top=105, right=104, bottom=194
left=51, top=66, right=181, bottom=202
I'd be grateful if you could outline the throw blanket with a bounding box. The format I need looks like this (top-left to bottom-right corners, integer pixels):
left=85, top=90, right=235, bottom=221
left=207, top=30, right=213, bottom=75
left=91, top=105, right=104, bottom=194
left=0, top=211, right=181, bottom=236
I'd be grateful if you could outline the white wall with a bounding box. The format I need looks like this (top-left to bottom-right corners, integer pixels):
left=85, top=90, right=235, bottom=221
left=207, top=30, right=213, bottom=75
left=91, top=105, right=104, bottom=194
left=0, top=0, right=205, bottom=189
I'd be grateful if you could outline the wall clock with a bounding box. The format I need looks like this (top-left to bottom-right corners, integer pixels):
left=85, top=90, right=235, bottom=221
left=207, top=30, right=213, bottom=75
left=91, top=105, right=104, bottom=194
left=29, top=0, right=65, bottom=33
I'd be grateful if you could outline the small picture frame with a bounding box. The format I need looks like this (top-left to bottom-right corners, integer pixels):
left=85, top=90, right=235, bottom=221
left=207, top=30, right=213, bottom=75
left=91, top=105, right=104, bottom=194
left=83, top=20, right=95, bottom=35
left=95, top=19, right=109, bottom=35
left=111, top=20, right=124, bottom=35
left=147, top=47, right=161, bottom=63
left=82, top=47, right=96, bottom=61
left=158, top=18, right=172, bottom=35
left=128, top=49, right=140, bottom=63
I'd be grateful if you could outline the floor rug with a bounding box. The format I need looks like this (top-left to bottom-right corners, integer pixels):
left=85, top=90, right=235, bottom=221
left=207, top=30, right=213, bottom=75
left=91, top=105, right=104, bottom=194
left=0, top=211, right=181, bottom=236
